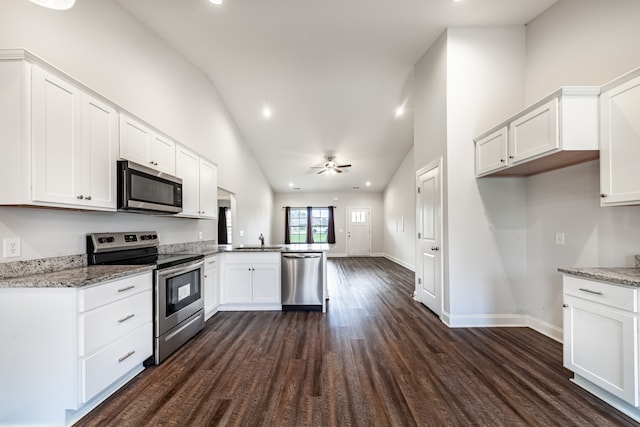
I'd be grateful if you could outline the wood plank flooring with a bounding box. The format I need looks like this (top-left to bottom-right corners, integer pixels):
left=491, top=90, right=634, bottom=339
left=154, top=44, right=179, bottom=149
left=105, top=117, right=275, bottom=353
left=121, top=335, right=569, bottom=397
left=76, top=257, right=637, bottom=426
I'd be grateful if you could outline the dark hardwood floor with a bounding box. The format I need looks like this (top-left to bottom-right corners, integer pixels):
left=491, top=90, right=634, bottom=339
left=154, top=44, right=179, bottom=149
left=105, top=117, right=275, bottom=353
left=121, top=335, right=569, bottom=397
left=76, top=257, right=637, bottom=426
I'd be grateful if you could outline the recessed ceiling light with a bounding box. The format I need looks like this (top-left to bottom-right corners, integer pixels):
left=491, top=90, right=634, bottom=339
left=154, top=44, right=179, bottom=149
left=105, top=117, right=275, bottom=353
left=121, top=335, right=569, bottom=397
left=262, top=105, right=272, bottom=119
left=395, top=106, right=404, bottom=117
left=288, top=182, right=294, bottom=187
left=366, top=181, right=371, bottom=186
left=28, top=0, right=75, bottom=10
left=209, top=0, right=222, bottom=5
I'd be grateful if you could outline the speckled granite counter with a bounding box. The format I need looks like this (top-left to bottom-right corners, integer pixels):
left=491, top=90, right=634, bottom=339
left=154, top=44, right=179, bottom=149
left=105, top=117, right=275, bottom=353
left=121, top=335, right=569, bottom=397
left=558, top=267, right=640, bottom=288
left=201, top=244, right=330, bottom=254
left=0, top=264, right=154, bottom=289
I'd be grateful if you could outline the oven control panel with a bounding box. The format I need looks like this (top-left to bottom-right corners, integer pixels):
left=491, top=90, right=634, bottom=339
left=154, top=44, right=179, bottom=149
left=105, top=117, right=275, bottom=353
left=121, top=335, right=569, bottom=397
left=88, top=231, right=159, bottom=253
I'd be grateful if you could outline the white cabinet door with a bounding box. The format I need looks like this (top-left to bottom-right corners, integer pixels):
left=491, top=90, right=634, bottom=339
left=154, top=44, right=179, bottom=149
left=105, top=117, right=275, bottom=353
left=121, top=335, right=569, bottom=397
left=175, top=145, right=200, bottom=216
left=199, top=159, right=218, bottom=219
left=252, top=263, right=281, bottom=303
left=119, top=114, right=176, bottom=175
left=600, top=73, right=640, bottom=206
left=223, top=264, right=253, bottom=303
left=564, top=294, right=638, bottom=406
left=119, top=114, right=151, bottom=167
left=31, top=65, right=83, bottom=205
left=81, top=94, right=117, bottom=209
left=204, top=256, right=219, bottom=319
left=150, top=134, right=176, bottom=175
left=475, top=126, right=508, bottom=177
left=508, top=98, right=559, bottom=164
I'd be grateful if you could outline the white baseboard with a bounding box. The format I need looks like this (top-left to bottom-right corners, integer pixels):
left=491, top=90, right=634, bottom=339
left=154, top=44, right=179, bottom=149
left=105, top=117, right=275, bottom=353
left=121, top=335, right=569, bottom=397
left=383, top=254, right=415, bottom=271
left=440, top=312, right=563, bottom=342
left=326, top=253, right=348, bottom=258
left=526, top=315, right=563, bottom=342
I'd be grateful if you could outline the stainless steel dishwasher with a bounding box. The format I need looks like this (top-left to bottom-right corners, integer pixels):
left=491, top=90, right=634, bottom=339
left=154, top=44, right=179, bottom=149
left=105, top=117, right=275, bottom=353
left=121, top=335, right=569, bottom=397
left=281, top=252, right=323, bottom=311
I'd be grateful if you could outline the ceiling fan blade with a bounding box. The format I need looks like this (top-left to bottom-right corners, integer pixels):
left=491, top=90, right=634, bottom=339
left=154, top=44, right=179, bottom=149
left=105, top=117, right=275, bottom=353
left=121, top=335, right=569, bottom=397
left=337, top=164, right=352, bottom=168
left=335, top=168, right=343, bottom=173
left=316, top=169, right=326, bottom=174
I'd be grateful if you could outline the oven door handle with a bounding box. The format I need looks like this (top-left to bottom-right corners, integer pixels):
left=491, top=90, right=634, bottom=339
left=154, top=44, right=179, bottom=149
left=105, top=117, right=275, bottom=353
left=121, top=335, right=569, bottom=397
left=157, top=259, right=204, bottom=277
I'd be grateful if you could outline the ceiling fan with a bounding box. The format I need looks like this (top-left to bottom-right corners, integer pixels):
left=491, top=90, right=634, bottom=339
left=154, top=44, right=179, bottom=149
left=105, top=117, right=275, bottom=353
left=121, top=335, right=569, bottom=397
left=313, top=156, right=352, bottom=175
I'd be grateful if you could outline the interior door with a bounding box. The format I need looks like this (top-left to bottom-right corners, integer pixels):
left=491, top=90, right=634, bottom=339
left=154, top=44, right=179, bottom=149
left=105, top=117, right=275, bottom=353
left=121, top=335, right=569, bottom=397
left=347, top=207, right=371, bottom=256
left=416, top=160, right=442, bottom=316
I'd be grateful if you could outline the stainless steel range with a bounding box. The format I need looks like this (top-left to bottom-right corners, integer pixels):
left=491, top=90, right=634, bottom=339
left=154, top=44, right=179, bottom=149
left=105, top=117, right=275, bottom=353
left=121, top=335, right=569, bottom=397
left=87, top=231, right=204, bottom=365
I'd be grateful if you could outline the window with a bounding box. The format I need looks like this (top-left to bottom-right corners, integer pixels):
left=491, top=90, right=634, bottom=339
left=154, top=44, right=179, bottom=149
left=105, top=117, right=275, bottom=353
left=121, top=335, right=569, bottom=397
left=225, top=208, right=232, bottom=244
left=289, top=208, right=307, bottom=243
left=287, top=207, right=331, bottom=243
left=311, top=208, right=329, bottom=243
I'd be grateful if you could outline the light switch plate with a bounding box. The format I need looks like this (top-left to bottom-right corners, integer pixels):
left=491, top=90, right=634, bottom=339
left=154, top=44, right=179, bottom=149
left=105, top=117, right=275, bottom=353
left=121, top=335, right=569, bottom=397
left=555, top=232, right=565, bottom=245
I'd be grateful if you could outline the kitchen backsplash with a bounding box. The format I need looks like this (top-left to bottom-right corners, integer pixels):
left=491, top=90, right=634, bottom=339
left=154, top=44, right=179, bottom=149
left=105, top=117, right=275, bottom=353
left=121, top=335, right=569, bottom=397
left=0, top=240, right=217, bottom=279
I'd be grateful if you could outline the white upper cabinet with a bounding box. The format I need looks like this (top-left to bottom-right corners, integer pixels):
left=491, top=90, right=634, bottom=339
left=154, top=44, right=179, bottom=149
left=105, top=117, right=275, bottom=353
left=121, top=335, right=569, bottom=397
left=119, top=114, right=176, bottom=175
left=474, top=87, right=600, bottom=177
left=0, top=52, right=117, bottom=211
left=175, top=145, right=218, bottom=219
left=475, top=126, right=508, bottom=176
left=199, top=158, right=218, bottom=219
left=600, top=69, right=640, bottom=206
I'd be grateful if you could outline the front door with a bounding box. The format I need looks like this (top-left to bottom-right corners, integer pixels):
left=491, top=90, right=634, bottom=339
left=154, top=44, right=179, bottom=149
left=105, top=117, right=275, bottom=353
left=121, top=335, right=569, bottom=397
left=416, top=159, right=442, bottom=316
left=347, top=207, right=371, bottom=256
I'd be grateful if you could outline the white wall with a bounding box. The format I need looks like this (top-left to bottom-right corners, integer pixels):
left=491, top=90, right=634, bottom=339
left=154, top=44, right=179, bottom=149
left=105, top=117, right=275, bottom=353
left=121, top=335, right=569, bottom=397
left=0, top=0, right=273, bottom=260
left=272, top=192, right=384, bottom=256
left=525, top=0, right=640, bottom=103
left=445, top=27, right=528, bottom=323
left=522, top=0, right=640, bottom=331
left=383, top=148, right=416, bottom=270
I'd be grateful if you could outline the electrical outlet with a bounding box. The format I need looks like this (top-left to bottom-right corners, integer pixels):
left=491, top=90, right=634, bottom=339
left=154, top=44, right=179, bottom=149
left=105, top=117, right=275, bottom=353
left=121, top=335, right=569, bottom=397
left=198, top=231, right=203, bottom=240
left=3, top=237, right=21, bottom=258
left=555, top=232, right=565, bottom=246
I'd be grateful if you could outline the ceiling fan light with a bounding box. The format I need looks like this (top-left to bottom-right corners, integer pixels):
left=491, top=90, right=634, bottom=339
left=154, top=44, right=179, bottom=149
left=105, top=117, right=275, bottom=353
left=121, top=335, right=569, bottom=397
left=28, top=0, right=76, bottom=10
left=209, top=0, right=223, bottom=4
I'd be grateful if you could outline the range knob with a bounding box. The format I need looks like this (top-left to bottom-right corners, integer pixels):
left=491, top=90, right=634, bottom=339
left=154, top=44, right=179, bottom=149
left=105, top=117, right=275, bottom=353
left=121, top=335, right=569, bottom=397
left=107, top=237, right=115, bottom=243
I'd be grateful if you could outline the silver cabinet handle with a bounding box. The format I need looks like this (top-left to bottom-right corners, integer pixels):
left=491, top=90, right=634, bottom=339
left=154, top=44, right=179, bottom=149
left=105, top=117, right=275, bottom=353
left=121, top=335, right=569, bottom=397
left=85, top=195, right=91, bottom=200
left=77, top=195, right=84, bottom=200
left=579, top=288, right=603, bottom=296
left=117, top=314, right=135, bottom=323
left=563, top=304, right=569, bottom=308
left=118, top=350, right=136, bottom=363
left=600, top=194, right=607, bottom=198
left=118, top=285, right=135, bottom=293
left=431, top=246, right=439, bottom=251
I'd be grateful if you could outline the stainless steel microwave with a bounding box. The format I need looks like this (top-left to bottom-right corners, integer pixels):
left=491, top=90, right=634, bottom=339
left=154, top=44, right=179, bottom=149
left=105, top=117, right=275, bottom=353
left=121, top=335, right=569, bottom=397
left=117, top=160, right=183, bottom=214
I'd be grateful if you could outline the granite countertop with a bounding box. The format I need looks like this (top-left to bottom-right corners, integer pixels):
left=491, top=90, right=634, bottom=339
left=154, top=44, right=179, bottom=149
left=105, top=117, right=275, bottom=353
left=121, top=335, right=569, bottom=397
left=558, top=267, right=640, bottom=288
left=0, top=264, right=155, bottom=289
left=214, top=244, right=330, bottom=253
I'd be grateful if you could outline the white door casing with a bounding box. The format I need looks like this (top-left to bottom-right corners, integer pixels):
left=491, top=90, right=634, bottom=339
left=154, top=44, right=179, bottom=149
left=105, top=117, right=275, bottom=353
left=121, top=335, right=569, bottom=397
left=416, top=159, right=443, bottom=317
left=347, top=207, right=371, bottom=256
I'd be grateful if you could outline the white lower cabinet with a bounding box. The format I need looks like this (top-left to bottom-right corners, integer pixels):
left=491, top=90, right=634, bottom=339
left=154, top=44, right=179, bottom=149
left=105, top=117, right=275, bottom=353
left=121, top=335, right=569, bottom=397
left=0, top=272, right=152, bottom=426
left=204, top=255, right=220, bottom=320
left=220, top=252, right=281, bottom=310
left=562, top=275, right=640, bottom=418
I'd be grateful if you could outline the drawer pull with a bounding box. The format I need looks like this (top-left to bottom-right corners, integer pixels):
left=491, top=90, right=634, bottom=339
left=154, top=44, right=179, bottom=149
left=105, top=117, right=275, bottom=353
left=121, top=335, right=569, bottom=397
left=579, top=288, right=603, bottom=296
left=117, top=285, right=135, bottom=293
left=118, top=350, right=136, bottom=363
left=117, top=314, right=135, bottom=323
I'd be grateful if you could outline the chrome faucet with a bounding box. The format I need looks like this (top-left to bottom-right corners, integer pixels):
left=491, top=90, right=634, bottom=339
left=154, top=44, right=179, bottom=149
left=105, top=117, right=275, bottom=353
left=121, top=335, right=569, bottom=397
left=259, top=233, right=265, bottom=248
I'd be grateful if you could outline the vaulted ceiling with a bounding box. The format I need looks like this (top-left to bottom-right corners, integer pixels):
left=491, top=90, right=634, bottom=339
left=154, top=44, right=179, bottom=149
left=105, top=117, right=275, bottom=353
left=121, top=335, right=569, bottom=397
left=115, top=0, right=556, bottom=193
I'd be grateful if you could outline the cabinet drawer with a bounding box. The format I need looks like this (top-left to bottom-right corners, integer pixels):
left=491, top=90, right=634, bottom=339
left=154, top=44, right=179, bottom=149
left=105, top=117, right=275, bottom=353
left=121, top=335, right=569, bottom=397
left=563, top=275, right=637, bottom=312
left=79, top=272, right=152, bottom=312
left=81, top=322, right=152, bottom=403
left=80, top=289, right=152, bottom=356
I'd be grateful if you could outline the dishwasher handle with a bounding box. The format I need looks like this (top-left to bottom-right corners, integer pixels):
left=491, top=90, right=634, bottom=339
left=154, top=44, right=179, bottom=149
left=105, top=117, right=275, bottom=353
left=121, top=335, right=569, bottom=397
left=282, top=253, right=322, bottom=259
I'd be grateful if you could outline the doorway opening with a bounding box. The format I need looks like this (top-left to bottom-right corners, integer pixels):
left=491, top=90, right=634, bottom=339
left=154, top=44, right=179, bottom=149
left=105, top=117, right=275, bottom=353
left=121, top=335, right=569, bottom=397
left=218, top=188, right=236, bottom=245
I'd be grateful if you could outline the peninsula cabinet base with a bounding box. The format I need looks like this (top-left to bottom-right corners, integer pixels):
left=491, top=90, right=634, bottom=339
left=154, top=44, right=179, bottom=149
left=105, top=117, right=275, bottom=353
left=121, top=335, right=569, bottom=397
left=218, top=303, right=282, bottom=311
left=572, top=375, right=640, bottom=423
